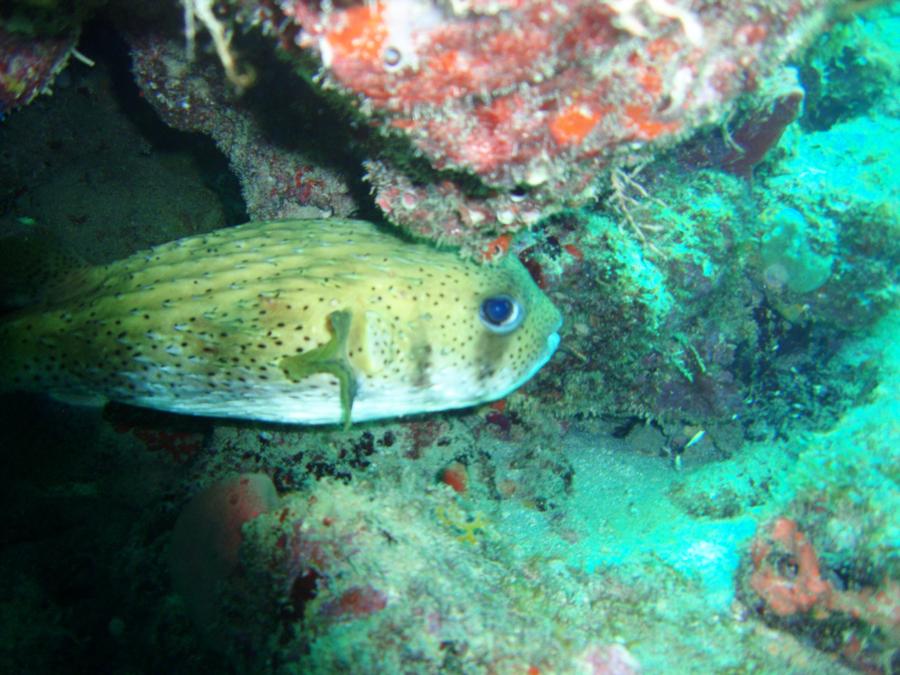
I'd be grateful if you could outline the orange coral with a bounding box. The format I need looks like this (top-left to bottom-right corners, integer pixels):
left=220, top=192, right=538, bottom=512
left=482, top=233, right=513, bottom=261
left=623, top=104, right=681, bottom=141
left=324, top=3, right=388, bottom=65
left=749, top=517, right=900, bottom=642
left=549, top=105, right=604, bottom=146
left=440, top=461, right=469, bottom=494
left=750, top=517, right=833, bottom=616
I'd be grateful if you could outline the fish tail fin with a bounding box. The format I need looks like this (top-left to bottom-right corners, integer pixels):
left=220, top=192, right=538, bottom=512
left=0, top=226, right=93, bottom=393
left=0, top=226, right=94, bottom=312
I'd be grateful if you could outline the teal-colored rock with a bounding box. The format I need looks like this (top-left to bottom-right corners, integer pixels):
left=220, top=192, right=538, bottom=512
left=759, top=206, right=834, bottom=294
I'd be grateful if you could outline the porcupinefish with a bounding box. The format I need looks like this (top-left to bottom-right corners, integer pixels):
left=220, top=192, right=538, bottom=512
left=0, top=219, right=561, bottom=426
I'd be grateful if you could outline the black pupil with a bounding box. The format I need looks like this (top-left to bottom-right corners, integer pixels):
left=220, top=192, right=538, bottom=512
left=483, top=297, right=513, bottom=325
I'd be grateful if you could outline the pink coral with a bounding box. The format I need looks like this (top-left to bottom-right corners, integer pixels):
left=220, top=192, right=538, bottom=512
left=169, top=473, right=280, bottom=642
left=574, top=643, right=641, bottom=674
left=171, top=473, right=280, bottom=582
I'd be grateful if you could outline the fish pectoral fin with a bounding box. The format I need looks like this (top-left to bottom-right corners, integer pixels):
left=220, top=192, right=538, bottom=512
left=280, top=310, right=357, bottom=429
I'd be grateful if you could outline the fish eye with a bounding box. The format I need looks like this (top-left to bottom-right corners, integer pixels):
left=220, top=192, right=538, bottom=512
left=479, top=295, right=524, bottom=334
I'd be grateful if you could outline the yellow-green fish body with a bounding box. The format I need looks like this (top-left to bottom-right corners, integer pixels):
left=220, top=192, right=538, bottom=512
left=0, top=219, right=561, bottom=425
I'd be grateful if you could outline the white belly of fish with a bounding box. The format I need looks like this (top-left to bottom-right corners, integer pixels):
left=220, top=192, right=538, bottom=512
left=111, top=335, right=558, bottom=425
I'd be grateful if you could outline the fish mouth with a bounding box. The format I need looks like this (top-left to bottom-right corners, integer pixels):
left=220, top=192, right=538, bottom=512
left=536, top=330, right=561, bottom=370
left=547, top=331, right=561, bottom=355
left=546, top=312, right=563, bottom=356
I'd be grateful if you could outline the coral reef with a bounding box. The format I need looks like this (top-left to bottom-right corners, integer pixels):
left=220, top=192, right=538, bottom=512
left=127, top=29, right=357, bottom=221
left=747, top=516, right=899, bottom=636
left=522, top=96, right=897, bottom=435
left=3, top=0, right=852, bottom=258
left=738, top=416, right=900, bottom=671
left=4, top=0, right=839, bottom=252
left=222, top=0, right=838, bottom=251
left=725, top=298, right=899, bottom=671
left=0, top=2, right=897, bottom=674
left=0, top=0, right=107, bottom=113
left=799, top=4, right=900, bottom=128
